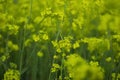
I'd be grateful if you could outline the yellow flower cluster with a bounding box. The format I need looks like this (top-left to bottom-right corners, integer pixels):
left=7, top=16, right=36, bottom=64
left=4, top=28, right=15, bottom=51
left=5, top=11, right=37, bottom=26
left=0, top=0, right=120, bottom=80
left=32, top=32, right=49, bottom=42
left=112, top=73, right=120, bottom=80
left=7, top=24, right=19, bottom=35
left=82, top=38, right=110, bottom=53
left=51, top=63, right=60, bottom=73
left=37, top=51, right=43, bottom=57
left=73, top=40, right=80, bottom=49
left=65, top=54, right=104, bottom=80
left=4, top=69, right=20, bottom=80
left=7, top=40, right=19, bottom=51
left=52, top=36, right=73, bottom=53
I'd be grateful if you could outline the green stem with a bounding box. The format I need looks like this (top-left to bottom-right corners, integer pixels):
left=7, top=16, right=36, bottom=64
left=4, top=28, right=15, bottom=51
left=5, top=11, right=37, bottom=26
left=48, top=19, right=61, bottom=80
left=19, top=24, right=25, bottom=74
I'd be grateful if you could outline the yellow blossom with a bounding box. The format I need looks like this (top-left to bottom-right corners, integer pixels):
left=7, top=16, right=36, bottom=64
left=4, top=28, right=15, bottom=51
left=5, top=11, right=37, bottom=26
left=12, top=44, right=19, bottom=51
left=106, top=57, right=112, bottom=62
left=73, top=41, right=80, bottom=49
left=37, top=51, right=43, bottom=57
left=51, top=63, right=60, bottom=72
left=32, top=34, right=40, bottom=42
left=42, top=34, right=49, bottom=40
left=4, top=69, right=20, bottom=80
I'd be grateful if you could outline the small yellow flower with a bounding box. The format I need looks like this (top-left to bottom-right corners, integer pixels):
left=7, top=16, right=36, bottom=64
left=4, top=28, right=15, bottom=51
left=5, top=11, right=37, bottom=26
left=32, top=34, right=40, bottom=42
left=91, top=56, right=96, bottom=60
left=12, top=44, right=19, bottom=51
left=42, top=34, right=49, bottom=40
left=8, top=41, right=13, bottom=47
left=112, top=73, right=115, bottom=78
left=53, top=55, right=58, bottom=59
left=106, top=57, right=112, bottom=62
left=53, top=63, right=60, bottom=68
left=57, top=48, right=61, bottom=53
left=1, top=56, right=6, bottom=62
left=34, top=16, right=43, bottom=24
left=51, top=63, right=60, bottom=72
left=51, top=41, right=58, bottom=47
left=26, top=24, right=34, bottom=30
left=37, top=51, right=43, bottom=57
left=73, top=41, right=80, bottom=49
left=4, top=69, right=20, bottom=80
left=24, top=39, right=31, bottom=47
left=51, top=67, right=56, bottom=73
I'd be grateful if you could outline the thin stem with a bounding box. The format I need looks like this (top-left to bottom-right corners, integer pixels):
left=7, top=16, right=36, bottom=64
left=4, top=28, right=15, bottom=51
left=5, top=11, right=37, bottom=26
left=19, top=24, right=25, bottom=74
left=48, top=19, right=61, bottom=80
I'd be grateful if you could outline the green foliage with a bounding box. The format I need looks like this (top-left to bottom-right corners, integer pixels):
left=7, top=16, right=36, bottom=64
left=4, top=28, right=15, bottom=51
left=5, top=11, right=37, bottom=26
left=65, top=54, right=104, bottom=80
left=0, top=0, right=120, bottom=80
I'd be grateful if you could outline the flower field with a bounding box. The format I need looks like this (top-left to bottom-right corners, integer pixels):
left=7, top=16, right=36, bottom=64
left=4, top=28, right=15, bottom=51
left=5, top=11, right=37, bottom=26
left=0, top=0, right=120, bottom=80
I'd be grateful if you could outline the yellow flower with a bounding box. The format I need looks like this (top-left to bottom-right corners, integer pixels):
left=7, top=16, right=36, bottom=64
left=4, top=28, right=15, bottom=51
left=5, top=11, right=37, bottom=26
left=32, top=34, right=40, bottom=42
left=37, top=51, right=43, bottom=57
left=8, top=41, right=13, bottom=47
left=26, top=24, right=34, bottom=30
left=73, top=41, right=80, bottom=49
left=112, top=73, right=115, bottom=78
left=106, top=57, right=112, bottom=62
left=51, top=63, right=60, bottom=73
left=53, top=63, right=60, bottom=69
left=8, top=24, right=19, bottom=35
left=7, top=41, right=19, bottom=51
left=51, top=41, right=58, bottom=47
left=4, top=69, right=20, bottom=80
left=24, top=39, right=32, bottom=47
left=34, top=16, right=43, bottom=24
left=53, top=55, right=58, bottom=59
left=42, top=34, right=49, bottom=40
left=57, top=48, right=61, bottom=53
left=1, top=56, right=6, bottom=62
left=12, top=44, right=19, bottom=51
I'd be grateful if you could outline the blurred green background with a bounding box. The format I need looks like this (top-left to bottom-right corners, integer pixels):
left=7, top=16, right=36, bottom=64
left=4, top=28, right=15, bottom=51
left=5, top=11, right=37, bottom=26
left=0, top=0, right=120, bottom=80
